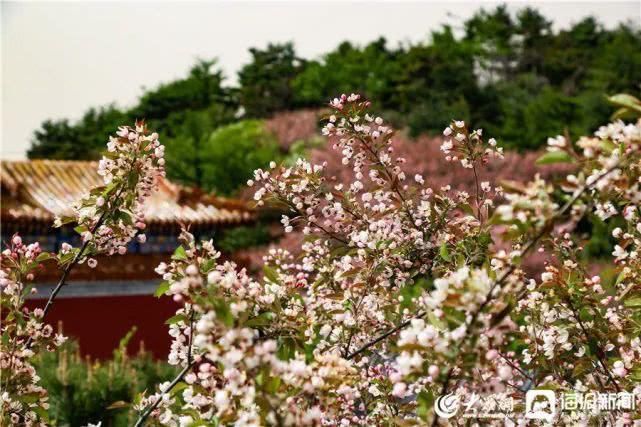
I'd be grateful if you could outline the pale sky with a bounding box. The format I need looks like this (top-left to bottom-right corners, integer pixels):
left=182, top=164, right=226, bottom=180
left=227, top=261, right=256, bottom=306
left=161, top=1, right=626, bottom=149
left=2, top=1, right=640, bottom=159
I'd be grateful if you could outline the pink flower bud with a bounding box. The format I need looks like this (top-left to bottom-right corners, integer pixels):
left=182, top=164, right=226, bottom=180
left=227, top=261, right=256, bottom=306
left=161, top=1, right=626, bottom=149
left=498, top=365, right=512, bottom=380
left=486, top=349, right=499, bottom=361
left=428, top=365, right=439, bottom=377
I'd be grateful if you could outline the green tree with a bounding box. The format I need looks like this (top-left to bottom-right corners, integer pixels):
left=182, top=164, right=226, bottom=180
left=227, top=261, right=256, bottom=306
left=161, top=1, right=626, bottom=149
left=465, top=5, right=518, bottom=82
left=500, top=81, right=580, bottom=149
left=515, top=7, right=552, bottom=74
left=202, top=120, right=280, bottom=195
left=238, top=43, right=303, bottom=118
left=78, top=105, right=131, bottom=152
left=28, top=119, right=89, bottom=160
left=540, top=17, right=603, bottom=94
left=293, top=38, right=402, bottom=110
left=134, top=59, right=231, bottom=129
left=163, top=104, right=236, bottom=189
left=396, top=27, right=479, bottom=135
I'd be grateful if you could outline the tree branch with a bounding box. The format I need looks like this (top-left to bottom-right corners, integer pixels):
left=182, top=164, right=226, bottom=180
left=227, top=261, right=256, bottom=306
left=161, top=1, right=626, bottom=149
left=134, top=359, right=197, bottom=427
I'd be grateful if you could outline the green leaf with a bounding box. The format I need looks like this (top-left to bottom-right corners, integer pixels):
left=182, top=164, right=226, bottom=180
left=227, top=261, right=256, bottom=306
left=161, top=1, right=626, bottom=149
left=611, top=107, right=637, bottom=121
left=201, top=259, right=216, bottom=273
left=36, top=252, right=52, bottom=262
left=127, top=170, right=140, bottom=188
left=614, top=271, right=626, bottom=286
left=90, top=186, right=107, bottom=196
left=214, top=300, right=233, bottom=327
left=115, top=210, right=133, bottom=226
left=245, top=312, right=275, bottom=328
left=599, top=139, right=616, bottom=153
left=278, top=336, right=297, bottom=361
left=439, top=243, right=451, bottom=262
left=264, top=374, right=281, bottom=394
left=624, top=296, right=641, bottom=308
left=154, top=281, right=170, bottom=297
left=32, top=405, right=49, bottom=421
left=459, top=203, right=475, bottom=216
left=172, top=246, right=188, bottom=261
left=416, top=390, right=435, bottom=420
left=165, top=314, right=187, bottom=325
left=171, top=382, right=189, bottom=395
left=607, top=94, right=641, bottom=120
left=21, top=392, right=41, bottom=404
left=579, top=307, right=594, bottom=322
left=54, top=216, right=76, bottom=228
left=106, top=400, right=129, bottom=410
left=427, top=311, right=446, bottom=329
left=263, top=265, right=279, bottom=283
left=535, top=151, right=574, bottom=165
left=607, top=94, right=641, bottom=111
left=57, top=250, right=77, bottom=266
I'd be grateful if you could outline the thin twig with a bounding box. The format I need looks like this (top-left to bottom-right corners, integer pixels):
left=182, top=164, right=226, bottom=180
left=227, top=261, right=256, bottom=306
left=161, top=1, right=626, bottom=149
left=564, top=297, right=621, bottom=392
left=347, top=314, right=423, bottom=360
left=134, top=359, right=196, bottom=427
left=472, top=163, right=483, bottom=222
left=187, top=310, right=195, bottom=365
left=27, top=182, right=129, bottom=348
left=39, top=240, right=91, bottom=319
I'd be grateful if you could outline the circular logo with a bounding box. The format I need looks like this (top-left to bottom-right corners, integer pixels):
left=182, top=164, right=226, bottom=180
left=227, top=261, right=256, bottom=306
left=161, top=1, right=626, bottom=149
left=434, top=393, right=460, bottom=419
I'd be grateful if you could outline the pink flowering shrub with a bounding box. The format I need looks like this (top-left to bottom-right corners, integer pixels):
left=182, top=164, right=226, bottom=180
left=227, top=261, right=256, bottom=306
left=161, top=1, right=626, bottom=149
left=265, top=109, right=320, bottom=150
left=140, top=94, right=641, bottom=426
left=246, top=109, right=573, bottom=275
left=1, top=121, right=164, bottom=425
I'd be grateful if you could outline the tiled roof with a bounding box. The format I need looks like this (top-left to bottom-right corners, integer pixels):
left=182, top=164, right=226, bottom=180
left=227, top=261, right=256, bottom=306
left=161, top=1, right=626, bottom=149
left=1, top=160, right=254, bottom=225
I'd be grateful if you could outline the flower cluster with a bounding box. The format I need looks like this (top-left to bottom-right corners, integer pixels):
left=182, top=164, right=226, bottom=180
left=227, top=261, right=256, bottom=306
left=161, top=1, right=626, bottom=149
left=441, top=120, right=503, bottom=168
left=0, top=236, right=65, bottom=426
left=55, top=120, right=165, bottom=267
left=144, top=94, right=640, bottom=425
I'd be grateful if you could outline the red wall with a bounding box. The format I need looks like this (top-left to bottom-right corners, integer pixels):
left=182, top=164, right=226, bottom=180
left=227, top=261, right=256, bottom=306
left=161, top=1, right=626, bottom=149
left=26, top=295, right=179, bottom=360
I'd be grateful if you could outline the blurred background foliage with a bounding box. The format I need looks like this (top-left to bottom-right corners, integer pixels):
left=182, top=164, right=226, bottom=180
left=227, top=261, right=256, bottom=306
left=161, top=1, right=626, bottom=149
left=34, top=329, right=177, bottom=426
left=164, top=119, right=281, bottom=195
left=27, top=6, right=641, bottom=196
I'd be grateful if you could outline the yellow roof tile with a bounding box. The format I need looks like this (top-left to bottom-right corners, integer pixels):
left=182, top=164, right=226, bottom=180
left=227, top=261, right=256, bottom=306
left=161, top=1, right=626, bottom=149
left=1, top=160, right=254, bottom=225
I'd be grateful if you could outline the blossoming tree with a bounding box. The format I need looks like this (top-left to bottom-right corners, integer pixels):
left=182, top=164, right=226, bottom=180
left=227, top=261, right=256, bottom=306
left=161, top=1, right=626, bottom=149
left=2, top=93, right=641, bottom=426
left=137, top=94, right=641, bottom=426
left=1, top=121, right=165, bottom=425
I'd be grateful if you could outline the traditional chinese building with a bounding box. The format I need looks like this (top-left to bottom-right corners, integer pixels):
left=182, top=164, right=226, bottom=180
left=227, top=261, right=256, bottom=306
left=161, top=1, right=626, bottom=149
left=1, top=159, right=255, bottom=358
